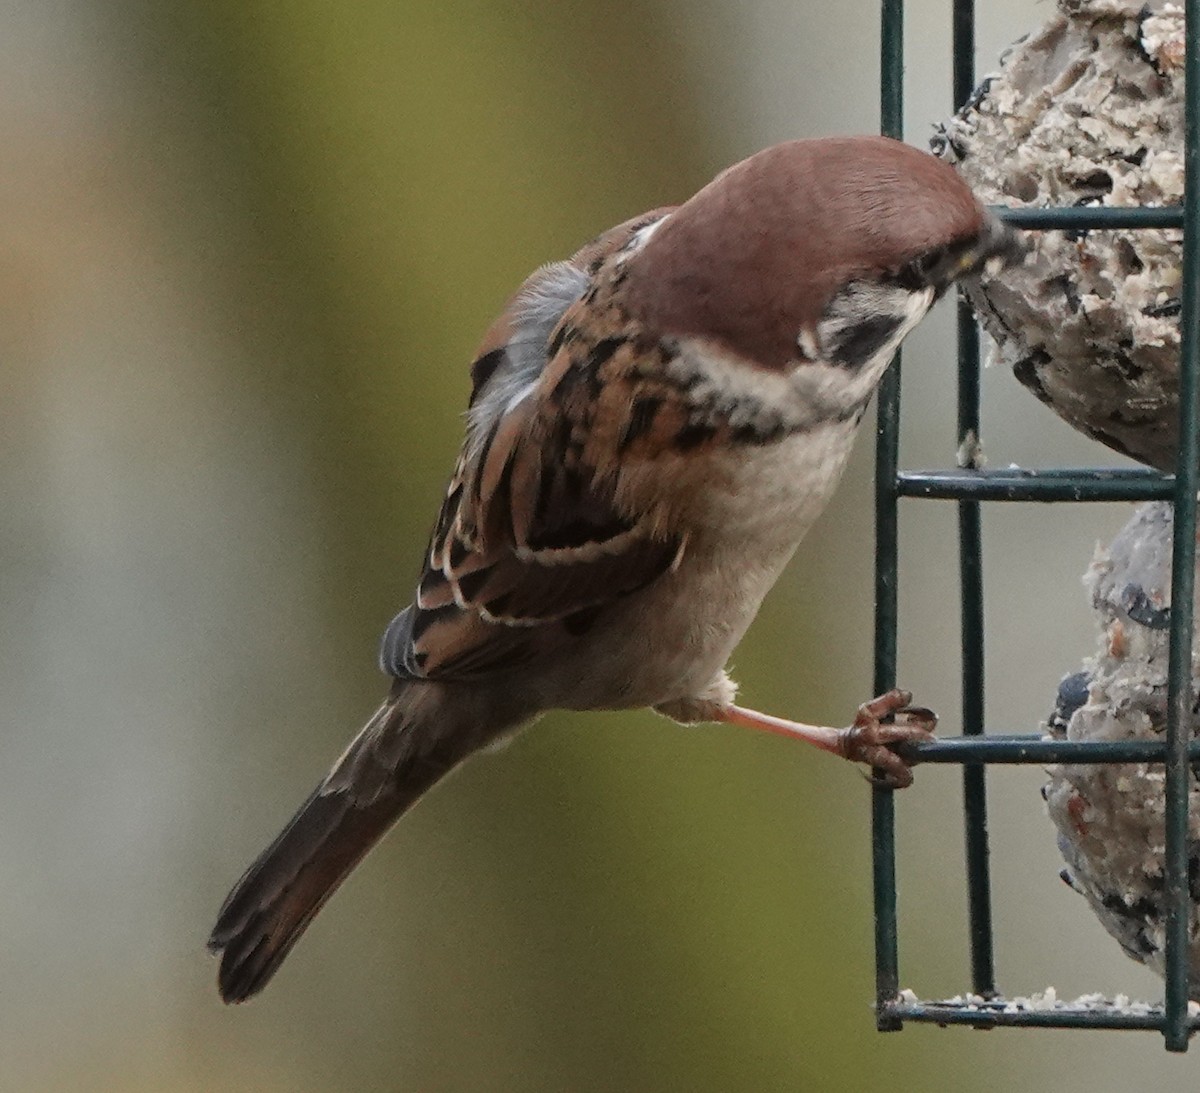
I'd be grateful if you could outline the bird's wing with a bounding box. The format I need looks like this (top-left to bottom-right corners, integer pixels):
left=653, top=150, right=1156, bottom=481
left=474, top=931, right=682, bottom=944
left=381, top=209, right=684, bottom=682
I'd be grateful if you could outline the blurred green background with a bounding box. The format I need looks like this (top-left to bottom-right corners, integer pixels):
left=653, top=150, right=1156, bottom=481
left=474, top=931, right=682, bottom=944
left=5, top=1, right=1199, bottom=1089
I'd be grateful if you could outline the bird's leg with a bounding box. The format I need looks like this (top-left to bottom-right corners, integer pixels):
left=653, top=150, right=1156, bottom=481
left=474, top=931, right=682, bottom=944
left=713, top=688, right=936, bottom=788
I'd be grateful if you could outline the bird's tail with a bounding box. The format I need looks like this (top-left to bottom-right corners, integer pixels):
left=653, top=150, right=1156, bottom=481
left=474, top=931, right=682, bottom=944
left=208, top=684, right=498, bottom=1003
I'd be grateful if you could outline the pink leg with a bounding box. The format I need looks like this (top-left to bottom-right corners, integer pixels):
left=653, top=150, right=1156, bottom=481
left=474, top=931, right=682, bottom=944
left=713, top=688, right=936, bottom=788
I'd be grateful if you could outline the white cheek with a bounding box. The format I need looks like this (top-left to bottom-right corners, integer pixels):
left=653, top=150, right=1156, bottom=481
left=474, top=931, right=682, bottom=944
left=794, top=283, right=936, bottom=410
left=901, top=284, right=937, bottom=328
left=873, top=284, right=937, bottom=365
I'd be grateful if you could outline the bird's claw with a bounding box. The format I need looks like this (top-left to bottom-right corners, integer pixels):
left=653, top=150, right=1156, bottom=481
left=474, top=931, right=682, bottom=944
left=837, top=688, right=937, bottom=789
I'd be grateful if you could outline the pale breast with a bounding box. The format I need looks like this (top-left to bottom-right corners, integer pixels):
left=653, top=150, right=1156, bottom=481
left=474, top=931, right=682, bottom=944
left=548, top=418, right=861, bottom=712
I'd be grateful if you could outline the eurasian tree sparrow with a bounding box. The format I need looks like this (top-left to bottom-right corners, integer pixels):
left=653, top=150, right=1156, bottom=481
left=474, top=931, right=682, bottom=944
left=209, top=135, right=1023, bottom=1002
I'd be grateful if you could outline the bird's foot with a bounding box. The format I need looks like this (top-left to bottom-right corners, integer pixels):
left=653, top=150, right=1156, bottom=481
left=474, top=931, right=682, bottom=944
left=714, top=688, right=936, bottom=788
left=836, top=689, right=937, bottom=789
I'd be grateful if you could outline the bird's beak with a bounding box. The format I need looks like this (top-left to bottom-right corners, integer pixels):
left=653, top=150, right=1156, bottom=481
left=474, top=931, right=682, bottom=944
left=968, top=210, right=1028, bottom=278
left=910, top=212, right=1027, bottom=299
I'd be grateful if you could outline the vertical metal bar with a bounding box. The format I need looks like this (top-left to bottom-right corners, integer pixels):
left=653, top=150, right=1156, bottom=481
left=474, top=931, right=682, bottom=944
left=1163, top=0, right=1200, bottom=1053
left=952, top=0, right=996, bottom=1000
left=873, top=0, right=904, bottom=1032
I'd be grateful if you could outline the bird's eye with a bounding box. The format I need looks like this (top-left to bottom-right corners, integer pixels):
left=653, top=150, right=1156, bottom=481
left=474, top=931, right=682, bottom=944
left=913, top=251, right=941, bottom=277
left=894, top=249, right=945, bottom=291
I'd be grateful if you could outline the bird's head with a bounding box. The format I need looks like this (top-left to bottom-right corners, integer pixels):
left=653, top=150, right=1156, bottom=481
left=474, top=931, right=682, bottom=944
left=622, top=135, right=1024, bottom=374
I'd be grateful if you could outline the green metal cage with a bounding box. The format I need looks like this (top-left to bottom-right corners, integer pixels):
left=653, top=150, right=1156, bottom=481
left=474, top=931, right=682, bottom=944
left=871, top=0, right=1200, bottom=1053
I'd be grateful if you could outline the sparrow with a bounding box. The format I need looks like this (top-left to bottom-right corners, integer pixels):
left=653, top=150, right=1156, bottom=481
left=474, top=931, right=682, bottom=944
left=209, top=135, right=1024, bottom=1003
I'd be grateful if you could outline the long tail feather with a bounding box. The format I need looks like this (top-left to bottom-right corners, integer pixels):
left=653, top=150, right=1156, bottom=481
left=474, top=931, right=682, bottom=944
left=208, top=688, right=489, bottom=1003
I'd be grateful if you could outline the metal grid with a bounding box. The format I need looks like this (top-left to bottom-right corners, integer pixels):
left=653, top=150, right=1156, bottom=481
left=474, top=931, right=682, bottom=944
left=871, top=0, right=1200, bottom=1052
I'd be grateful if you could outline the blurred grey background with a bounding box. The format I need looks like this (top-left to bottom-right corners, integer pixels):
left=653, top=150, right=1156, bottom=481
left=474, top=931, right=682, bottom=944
left=3, top=1, right=1194, bottom=1089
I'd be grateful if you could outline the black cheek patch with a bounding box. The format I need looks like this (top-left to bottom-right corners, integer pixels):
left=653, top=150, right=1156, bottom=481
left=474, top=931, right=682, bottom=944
left=827, top=313, right=905, bottom=370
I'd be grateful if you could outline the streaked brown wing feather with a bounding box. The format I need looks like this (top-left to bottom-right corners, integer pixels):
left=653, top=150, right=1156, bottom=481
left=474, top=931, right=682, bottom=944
left=394, top=411, right=680, bottom=681
left=382, top=209, right=685, bottom=684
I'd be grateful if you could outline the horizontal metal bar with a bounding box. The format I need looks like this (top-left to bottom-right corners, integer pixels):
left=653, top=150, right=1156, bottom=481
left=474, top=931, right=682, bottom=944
left=884, top=1001, right=1196, bottom=1032
left=898, top=735, right=1200, bottom=765
left=993, top=206, right=1184, bottom=230
left=897, top=468, right=1174, bottom=503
